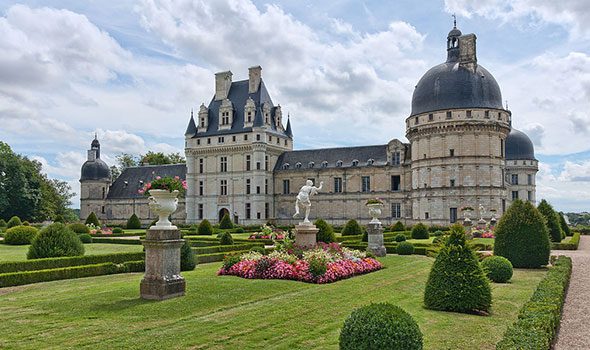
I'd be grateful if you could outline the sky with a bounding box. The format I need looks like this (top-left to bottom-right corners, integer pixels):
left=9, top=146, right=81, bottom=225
left=0, top=0, right=589, bottom=212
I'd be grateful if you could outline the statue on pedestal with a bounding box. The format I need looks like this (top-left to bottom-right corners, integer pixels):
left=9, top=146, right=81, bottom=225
left=293, top=180, right=323, bottom=224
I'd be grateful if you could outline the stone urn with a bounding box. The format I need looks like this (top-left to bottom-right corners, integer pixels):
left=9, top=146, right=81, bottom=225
left=148, top=189, right=179, bottom=229
left=367, top=203, right=384, bottom=224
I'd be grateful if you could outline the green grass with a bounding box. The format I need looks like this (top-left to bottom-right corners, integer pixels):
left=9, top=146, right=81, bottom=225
left=0, top=243, right=143, bottom=262
left=0, top=255, right=546, bottom=349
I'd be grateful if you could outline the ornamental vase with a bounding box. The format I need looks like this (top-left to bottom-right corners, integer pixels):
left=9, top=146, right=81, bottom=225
left=367, top=203, right=383, bottom=224
left=148, top=189, right=179, bottom=229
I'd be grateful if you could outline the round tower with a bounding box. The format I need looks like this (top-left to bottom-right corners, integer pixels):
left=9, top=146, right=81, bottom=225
left=80, top=135, right=111, bottom=221
left=405, top=24, right=511, bottom=224
left=505, top=128, right=538, bottom=204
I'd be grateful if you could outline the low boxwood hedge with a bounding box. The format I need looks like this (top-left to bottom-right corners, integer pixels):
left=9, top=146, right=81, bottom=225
left=0, top=252, right=145, bottom=274
left=0, top=263, right=118, bottom=288
left=496, top=256, right=572, bottom=350
left=197, top=250, right=252, bottom=264
left=192, top=243, right=265, bottom=255
left=90, top=237, right=141, bottom=245
left=121, top=260, right=145, bottom=273
left=551, top=232, right=581, bottom=250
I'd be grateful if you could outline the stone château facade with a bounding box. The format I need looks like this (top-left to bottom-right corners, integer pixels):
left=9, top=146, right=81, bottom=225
left=80, top=24, right=538, bottom=226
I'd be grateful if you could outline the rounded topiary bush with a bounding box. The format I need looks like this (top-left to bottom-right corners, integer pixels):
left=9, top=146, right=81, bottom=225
left=234, top=226, right=245, bottom=233
left=22, top=221, right=31, bottom=226
left=494, top=199, right=550, bottom=268
left=180, top=239, right=196, bottom=271
left=0, top=219, right=6, bottom=227
left=339, top=303, right=423, bottom=350
left=390, top=221, right=405, bottom=232
left=78, top=234, right=93, bottom=244
left=4, top=226, right=39, bottom=245
left=432, top=230, right=445, bottom=237
left=397, top=242, right=414, bottom=255
left=249, top=246, right=266, bottom=255
left=341, top=219, right=362, bottom=236
left=219, top=232, right=234, bottom=245
left=394, top=233, right=407, bottom=242
left=481, top=256, right=513, bottom=283
left=27, top=223, right=85, bottom=259
left=7, top=216, right=22, bottom=228
left=85, top=212, right=100, bottom=227
left=112, top=227, right=124, bottom=234
left=126, top=214, right=141, bottom=229
left=314, top=218, right=336, bottom=243
left=67, top=223, right=90, bottom=234
left=411, top=223, right=429, bottom=239
left=537, top=200, right=564, bottom=242
left=424, top=224, right=492, bottom=314
left=219, top=213, right=233, bottom=229
left=197, top=219, right=213, bottom=235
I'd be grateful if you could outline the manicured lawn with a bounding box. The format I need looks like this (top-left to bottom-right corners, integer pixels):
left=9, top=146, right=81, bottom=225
left=0, top=255, right=546, bottom=349
left=0, top=243, right=144, bottom=262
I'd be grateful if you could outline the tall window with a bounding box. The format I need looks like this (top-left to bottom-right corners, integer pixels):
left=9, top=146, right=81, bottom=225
left=512, top=191, right=519, bottom=200
left=265, top=155, right=269, bottom=170
left=528, top=191, right=533, bottom=201
left=265, top=203, right=269, bottom=219
left=220, top=179, right=228, bottom=196
left=391, top=175, right=400, bottom=191
left=392, top=203, right=401, bottom=219
left=361, top=176, right=371, bottom=192
left=466, top=110, right=472, bottom=118
left=392, top=151, right=401, bottom=165
left=199, top=180, right=204, bottom=196
left=218, top=136, right=224, bottom=143
left=334, top=177, right=342, bottom=193
left=220, top=156, right=228, bottom=172
left=527, top=174, right=533, bottom=185
left=449, top=149, right=455, bottom=157
left=450, top=207, right=457, bottom=223
left=246, top=155, right=251, bottom=171
left=245, top=203, right=251, bottom=219
left=511, top=174, right=518, bottom=185
left=265, top=179, right=268, bottom=194
left=256, top=162, right=261, bottom=170
left=256, top=186, right=261, bottom=194
left=198, top=204, right=203, bottom=219
left=246, top=179, right=251, bottom=195
left=446, top=111, right=452, bottom=119
left=450, top=179, right=456, bottom=187
left=102, top=188, right=105, bottom=199
left=199, top=158, right=204, bottom=173
left=283, top=179, right=290, bottom=194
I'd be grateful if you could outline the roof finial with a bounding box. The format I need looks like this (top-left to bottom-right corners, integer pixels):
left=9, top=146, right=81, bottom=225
left=452, top=13, right=457, bottom=28
left=94, top=132, right=97, bottom=140
left=191, top=108, right=193, bottom=118
left=506, top=100, right=509, bottom=109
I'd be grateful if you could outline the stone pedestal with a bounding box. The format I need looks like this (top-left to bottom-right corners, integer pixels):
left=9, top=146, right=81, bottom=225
left=294, top=223, right=318, bottom=248
left=463, top=218, right=472, bottom=235
left=477, top=219, right=487, bottom=230
left=367, top=222, right=386, bottom=257
left=140, top=228, right=186, bottom=300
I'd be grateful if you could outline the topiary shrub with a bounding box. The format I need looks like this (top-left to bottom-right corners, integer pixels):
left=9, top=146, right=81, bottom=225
left=219, top=232, right=234, bottom=245
left=249, top=246, right=266, bottom=255
left=27, top=223, right=85, bottom=259
left=78, top=234, right=93, bottom=244
left=432, top=236, right=445, bottom=245
left=85, top=212, right=100, bottom=227
left=341, top=219, right=362, bottom=236
left=397, top=242, right=414, bottom=255
left=4, top=226, right=39, bottom=245
left=537, top=200, right=564, bottom=242
left=126, top=214, right=141, bottom=229
left=219, top=213, right=233, bottom=229
left=339, top=303, right=423, bottom=350
left=481, top=256, right=513, bottom=283
left=197, top=219, right=213, bottom=235
left=361, top=231, right=368, bottom=242
left=494, top=199, right=550, bottom=268
left=411, top=222, right=429, bottom=239
left=0, top=219, right=6, bottom=227
left=112, top=227, right=124, bottom=234
left=314, top=218, right=336, bottom=243
left=67, top=223, right=90, bottom=234
left=234, top=226, right=245, bottom=233
left=394, top=233, right=407, bottom=242
left=22, top=221, right=30, bottom=226
left=432, top=230, right=445, bottom=237
left=390, top=221, right=405, bottom=232
left=7, top=216, right=22, bottom=228
left=180, top=239, right=196, bottom=271
left=558, top=212, right=571, bottom=237
left=424, top=224, right=492, bottom=314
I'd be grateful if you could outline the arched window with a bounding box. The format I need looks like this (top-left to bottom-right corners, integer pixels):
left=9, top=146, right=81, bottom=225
left=367, top=158, right=374, bottom=165
left=308, top=161, right=315, bottom=168
left=282, top=163, right=290, bottom=170
left=296, top=162, right=302, bottom=169
left=352, top=159, right=359, bottom=166
left=321, top=161, right=328, bottom=168
left=336, top=160, right=343, bottom=167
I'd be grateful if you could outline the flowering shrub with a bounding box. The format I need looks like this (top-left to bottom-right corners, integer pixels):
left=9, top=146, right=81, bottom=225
left=138, top=176, right=187, bottom=196
left=471, top=229, right=495, bottom=238
left=248, top=224, right=286, bottom=240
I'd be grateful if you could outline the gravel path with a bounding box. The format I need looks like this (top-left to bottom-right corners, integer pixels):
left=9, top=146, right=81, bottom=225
left=553, top=235, right=590, bottom=350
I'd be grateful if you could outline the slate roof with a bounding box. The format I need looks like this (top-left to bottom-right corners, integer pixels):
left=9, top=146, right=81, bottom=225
left=187, top=79, right=290, bottom=138
left=107, top=164, right=186, bottom=199
left=81, top=159, right=111, bottom=181
left=274, top=145, right=391, bottom=171
left=506, top=128, right=536, bottom=160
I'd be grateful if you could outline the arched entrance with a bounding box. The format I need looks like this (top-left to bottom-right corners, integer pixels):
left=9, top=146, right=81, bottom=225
left=218, top=208, right=230, bottom=223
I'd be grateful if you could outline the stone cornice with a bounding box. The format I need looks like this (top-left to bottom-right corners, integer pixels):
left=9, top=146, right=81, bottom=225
left=406, top=121, right=510, bottom=140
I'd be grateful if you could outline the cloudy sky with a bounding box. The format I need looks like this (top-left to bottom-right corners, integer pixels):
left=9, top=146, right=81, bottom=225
left=0, top=0, right=589, bottom=212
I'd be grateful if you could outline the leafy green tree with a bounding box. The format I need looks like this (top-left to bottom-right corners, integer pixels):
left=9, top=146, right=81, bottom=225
left=537, top=200, right=564, bottom=242
left=219, top=213, right=233, bottom=229
left=27, top=223, right=85, bottom=259
left=85, top=212, right=100, bottom=226
left=314, top=218, right=336, bottom=243
left=558, top=212, right=572, bottom=237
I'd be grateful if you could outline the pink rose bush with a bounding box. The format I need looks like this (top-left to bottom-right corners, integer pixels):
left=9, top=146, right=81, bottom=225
left=218, top=242, right=382, bottom=284
left=248, top=224, right=287, bottom=240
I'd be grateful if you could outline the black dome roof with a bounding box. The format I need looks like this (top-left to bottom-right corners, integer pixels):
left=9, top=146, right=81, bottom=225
left=410, top=62, right=504, bottom=116
left=81, top=159, right=111, bottom=181
left=506, top=128, right=535, bottom=160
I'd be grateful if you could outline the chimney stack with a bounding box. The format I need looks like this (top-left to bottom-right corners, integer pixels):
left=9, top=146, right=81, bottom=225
left=215, top=71, right=233, bottom=101
left=248, top=66, right=262, bottom=94
left=459, top=34, right=477, bottom=72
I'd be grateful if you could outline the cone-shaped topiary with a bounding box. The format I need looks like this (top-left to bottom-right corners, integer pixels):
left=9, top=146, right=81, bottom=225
left=7, top=216, right=22, bottom=228
left=180, top=239, right=196, bottom=271
left=85, top=212, right=100, bottom=227
left=411, top=222, right=429, bottom=239
left=67, top=223, right=90, bottom=234
left=4, top=226, right=39, bottom=245
left=494, top=199, right=550, bottom=268
left=341, top=219, right=362, bottom=236
left=558, top=212, right=572, bottom=237
left=424, top=224, right=492, bottom=314
left=197, top=219, right=213, bottom=235
left=219, top=231, right=234, bottom=245
left=0, top=219, right=6, bottom=227
left=314, top=218, right=336, bottom=243
left=126, top=214, right=141, bottom=229
left=339, top=303, right=423, bottom=350
left=537, top=199, right=564, bottom=242
left=27, top=223, right=85, bottom=259
left=219, top=213, right=233, bottom=229
left=481, top=256, right=513, bottom=283
left=390, top=221, right=405, bottom=232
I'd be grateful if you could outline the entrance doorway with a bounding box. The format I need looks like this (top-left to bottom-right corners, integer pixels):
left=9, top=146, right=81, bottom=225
left=218, top=208, right=230, bottom=223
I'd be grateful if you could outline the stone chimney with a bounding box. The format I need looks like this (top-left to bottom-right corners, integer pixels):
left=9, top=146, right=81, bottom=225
left=215, top=71, right=233, bottom=101
left=459, top=34, right=477, bottom=73
left=248, top=66, right=262, bottom=94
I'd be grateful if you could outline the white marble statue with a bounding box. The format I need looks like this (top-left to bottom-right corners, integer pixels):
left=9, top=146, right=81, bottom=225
left=479, top=203, right=485, bottom=221
left=293, top=180, right=323, bottom=224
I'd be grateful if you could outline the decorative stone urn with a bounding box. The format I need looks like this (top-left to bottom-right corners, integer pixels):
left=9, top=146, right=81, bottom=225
left=148, top=189, right=179, bottom=230
left=367, top=203, right=384, bottom=224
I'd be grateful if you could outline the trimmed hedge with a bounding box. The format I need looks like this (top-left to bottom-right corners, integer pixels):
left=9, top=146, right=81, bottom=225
left=67, top=223, right=90, bottom=234
left=397, top=242, right=414, bottom=255
left=390, top=221, right=406, bottom=232
left=90, top=237, right=141, bottom=245
left=121, top=260, right=145, bottom=273
left=198, top=219, right=214, bottom=235
left=193, top=243, right=264, bottom=255
left=496, top=256, right=572, bottom=350
left=558, top=212, right=571, bottom=237
left=78, top=234, right=93, bottom=243
left=0, top=263, right=118, bottom=288
left=7, top=216, right=22, bottom=228
left=0, top=252, right=145, bottom=274
left=411, top=223, right=429, bottom=239
left=4, top=226, right=38, bottom=245
left=181, top=239, right=197, bottom=271
left=537, top=200, right=564, bottom=242
left=219, top=213, right=233, bottom=229
left=219, top=232, right=234, bottom=245
left=551, top=232, right=581, bottom=250
left=27, top=223, right=84, bottom=259
left=197, top=250, right=251, bottom=264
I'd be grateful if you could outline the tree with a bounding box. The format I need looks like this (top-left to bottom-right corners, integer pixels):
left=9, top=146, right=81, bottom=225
left=494, top=199, right=550, bottom=268
left=411, top=223, right=429, bottom=239
left=168, top=153, right=186, bottom=164
left=314, top=218, right=336, bottom=243
left=126, top=214, right=141, bottom=229
left=558, top=212, right=572, bottom=237
left=141, top=151, right=171, bottom=165
left=197, top=219, right=213, bottom=235
left=180, top=239, right=196, bottom=271
left=27, top=223, right=84, bottom=259
left=219, top=213, right=233, bottom=229
left=341, top=219, right=362, bottom=236
left=116, top=153, right=138, bottom=170
left=85, top=212, right=100, bottom=227
left=537, top=199, right=564, bottom=242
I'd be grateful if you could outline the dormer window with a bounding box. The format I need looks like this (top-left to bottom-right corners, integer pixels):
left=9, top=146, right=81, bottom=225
left=308, top=161, right=315, bottom=168
left=262, top=102, right=272, bottom=126
left=244, top=97, right=255, bottom=127
left=198, top=103, right=208, bottom=132
left=283, top=163, right=290, bottom=170
left=321, top=161, right=328, bottom=168
left=367, top=159, right=374, bottom=165
left=336, top=160, right=343, bottom=167
left=218, top=99, right=234, bottom=130
left=352, top=159, right=359, bottom=166
left=296, top=162, right=302, bottom=169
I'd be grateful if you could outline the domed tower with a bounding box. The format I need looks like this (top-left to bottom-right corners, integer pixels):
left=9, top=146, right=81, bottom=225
left=405, top=24, right=511, bottom=224
left=505, top=128, right=538, bottom=204
left=80, top=135, right=112, bottom=221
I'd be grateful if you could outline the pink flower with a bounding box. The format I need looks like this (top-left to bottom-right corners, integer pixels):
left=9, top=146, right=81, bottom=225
left=156, top=176, right=161, bottom=180
left=174, top=176, right=180, bottom=180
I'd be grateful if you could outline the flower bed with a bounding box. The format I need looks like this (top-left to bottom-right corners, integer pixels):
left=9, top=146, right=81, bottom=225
left=248, top=224, right=286, bottom=240
left=218, top=242, right=382, bottom=284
